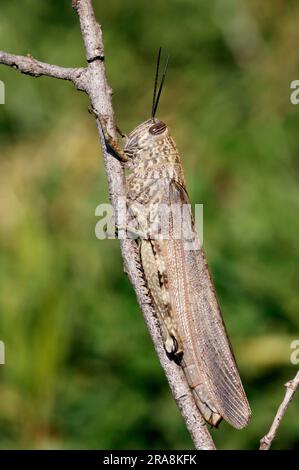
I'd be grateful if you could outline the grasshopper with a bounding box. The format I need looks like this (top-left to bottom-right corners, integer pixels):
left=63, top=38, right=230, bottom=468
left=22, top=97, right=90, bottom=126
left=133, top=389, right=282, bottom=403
left=99, top=49, right=251, bottom=429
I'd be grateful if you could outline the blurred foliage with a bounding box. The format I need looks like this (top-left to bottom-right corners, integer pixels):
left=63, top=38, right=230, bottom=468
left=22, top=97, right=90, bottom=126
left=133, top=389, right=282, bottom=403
left=0, top=0, right=299, bottom=450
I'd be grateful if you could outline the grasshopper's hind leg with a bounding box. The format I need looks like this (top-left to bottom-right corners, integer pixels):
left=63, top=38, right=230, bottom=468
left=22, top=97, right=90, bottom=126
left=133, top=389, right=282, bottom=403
left=140, top=239, right=183, bottom=361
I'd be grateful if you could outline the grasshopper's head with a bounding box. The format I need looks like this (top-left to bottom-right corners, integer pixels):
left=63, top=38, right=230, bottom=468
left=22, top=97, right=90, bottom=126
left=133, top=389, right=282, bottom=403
left=124, top=48, right=171, bottom=161
left=124, top=118, right=169, bottom=158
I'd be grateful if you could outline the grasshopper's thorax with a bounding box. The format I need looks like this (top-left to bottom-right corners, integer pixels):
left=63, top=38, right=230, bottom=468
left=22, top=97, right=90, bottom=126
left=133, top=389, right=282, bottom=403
left=124, top=119, right=185, bottom=183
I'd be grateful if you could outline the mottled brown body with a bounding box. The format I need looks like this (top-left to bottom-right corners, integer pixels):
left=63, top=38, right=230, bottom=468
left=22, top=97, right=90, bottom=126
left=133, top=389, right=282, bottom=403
left=120, top=118, right=251, bottom=429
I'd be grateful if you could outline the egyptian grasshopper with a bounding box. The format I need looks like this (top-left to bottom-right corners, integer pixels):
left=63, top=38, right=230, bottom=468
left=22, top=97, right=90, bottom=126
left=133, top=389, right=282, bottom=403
left=99, top=49, right=251, bottom=429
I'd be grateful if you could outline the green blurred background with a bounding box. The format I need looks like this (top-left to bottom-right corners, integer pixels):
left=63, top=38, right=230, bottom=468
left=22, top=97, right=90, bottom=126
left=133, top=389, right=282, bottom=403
left=0, top=0, right=299, bottom=450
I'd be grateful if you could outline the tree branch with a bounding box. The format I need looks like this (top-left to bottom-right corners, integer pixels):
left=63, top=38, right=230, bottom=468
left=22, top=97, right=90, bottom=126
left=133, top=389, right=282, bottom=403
left=259, top=370, right=299, bottom=450
left=0, top=0, right=215, bottom=450
left=0, top=51, right=87, bottom=90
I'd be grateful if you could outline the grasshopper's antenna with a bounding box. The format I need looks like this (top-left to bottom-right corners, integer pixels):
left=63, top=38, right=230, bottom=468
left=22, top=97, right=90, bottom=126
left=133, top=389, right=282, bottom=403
left=151, top=47, right=162, bottom=120
left=152, top=51, right=170, bottom=119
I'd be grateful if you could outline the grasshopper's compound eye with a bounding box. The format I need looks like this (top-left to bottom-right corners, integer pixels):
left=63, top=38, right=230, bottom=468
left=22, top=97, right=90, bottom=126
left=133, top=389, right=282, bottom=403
left=149, top=121, right=166, bottom=135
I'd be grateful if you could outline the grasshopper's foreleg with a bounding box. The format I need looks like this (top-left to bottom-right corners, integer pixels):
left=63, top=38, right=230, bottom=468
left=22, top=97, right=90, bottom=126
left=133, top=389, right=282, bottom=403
left=140, top=239, right=183, bottom=361
left=89, top=108, right=129, bottom=163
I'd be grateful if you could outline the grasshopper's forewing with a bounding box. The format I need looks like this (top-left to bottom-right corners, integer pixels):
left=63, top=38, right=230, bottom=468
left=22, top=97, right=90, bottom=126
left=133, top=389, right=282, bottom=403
left=151, top=180, right=251, bottom=429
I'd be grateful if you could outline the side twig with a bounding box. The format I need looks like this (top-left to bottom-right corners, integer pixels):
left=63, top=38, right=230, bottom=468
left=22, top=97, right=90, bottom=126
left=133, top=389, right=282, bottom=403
left=0, top=0, right=215, bottom=449
left=0, top=51, right=87, bottom=90
left=259, top=370, right=299, bottom=450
